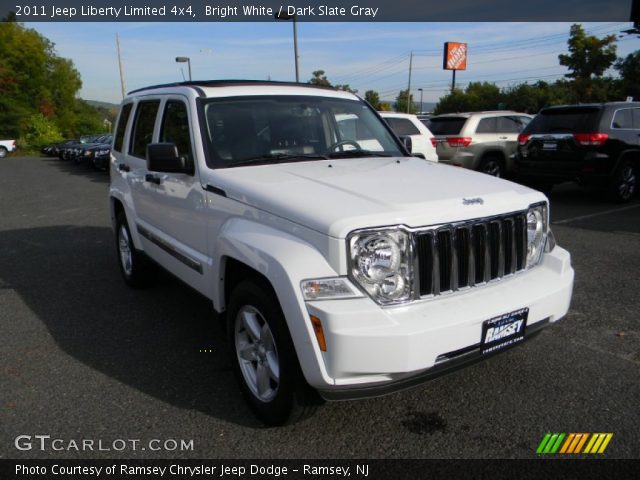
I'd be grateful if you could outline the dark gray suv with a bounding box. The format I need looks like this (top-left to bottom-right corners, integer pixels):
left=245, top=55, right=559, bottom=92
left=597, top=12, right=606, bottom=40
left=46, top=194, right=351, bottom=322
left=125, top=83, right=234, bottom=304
left=515, top=102, right=640, bottom=202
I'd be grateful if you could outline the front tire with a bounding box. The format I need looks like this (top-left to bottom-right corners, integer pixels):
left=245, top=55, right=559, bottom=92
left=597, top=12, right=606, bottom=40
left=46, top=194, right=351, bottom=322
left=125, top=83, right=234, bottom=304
left=227, top=280, right=321, bottom=426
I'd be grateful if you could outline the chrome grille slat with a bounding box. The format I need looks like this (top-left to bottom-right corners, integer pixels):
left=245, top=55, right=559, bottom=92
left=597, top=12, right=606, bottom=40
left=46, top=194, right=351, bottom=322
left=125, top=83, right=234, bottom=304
left=416, top=212, right=527, bottom=298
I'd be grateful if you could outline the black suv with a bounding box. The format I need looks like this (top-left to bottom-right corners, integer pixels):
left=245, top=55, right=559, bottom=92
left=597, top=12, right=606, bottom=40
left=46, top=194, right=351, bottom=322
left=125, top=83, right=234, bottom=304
left=515, top=102, right=639, bottom=202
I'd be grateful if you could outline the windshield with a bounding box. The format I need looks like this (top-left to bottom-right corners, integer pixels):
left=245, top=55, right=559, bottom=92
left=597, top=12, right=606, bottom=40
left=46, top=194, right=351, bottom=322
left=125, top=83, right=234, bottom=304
left=201, top=95, right=404, bottom=168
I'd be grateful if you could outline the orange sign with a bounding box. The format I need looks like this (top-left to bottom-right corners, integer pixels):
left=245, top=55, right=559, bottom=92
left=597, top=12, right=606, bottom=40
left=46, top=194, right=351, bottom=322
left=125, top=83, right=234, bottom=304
left=443, top=42, right=467, bottom=70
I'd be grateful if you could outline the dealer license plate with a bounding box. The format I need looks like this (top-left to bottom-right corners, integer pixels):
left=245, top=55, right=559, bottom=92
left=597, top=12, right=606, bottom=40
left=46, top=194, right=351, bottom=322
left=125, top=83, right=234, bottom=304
left=481, top=308, right=528, bottom=355
left=542, top=142, right=557, bottom=150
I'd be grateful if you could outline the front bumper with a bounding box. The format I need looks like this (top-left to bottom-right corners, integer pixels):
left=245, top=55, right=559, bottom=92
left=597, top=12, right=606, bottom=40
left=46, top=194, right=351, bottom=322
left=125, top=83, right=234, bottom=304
left=303, top=246, right=574, bottom=398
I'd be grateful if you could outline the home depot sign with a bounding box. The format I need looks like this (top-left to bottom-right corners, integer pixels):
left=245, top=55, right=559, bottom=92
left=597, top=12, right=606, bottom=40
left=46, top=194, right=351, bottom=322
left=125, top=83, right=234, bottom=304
left=443, top=42, right=467, bottom=70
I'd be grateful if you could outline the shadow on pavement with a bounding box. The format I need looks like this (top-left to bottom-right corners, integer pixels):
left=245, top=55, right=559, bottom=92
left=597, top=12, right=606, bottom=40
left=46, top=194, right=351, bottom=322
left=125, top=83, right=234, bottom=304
left=0, top=224, right=260, bottom=428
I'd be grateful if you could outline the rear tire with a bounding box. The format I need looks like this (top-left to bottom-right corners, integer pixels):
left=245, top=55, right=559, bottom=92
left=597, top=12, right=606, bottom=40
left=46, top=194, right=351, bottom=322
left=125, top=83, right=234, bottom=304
left=0, top=146, right=7, bottom=158
left=607, top=160, right=637, bottom=203
left=115, top=211, right=154, bottom=288
left=479, top=156, right=504, bottom=178
left=227, top=279, right=321, bottom=426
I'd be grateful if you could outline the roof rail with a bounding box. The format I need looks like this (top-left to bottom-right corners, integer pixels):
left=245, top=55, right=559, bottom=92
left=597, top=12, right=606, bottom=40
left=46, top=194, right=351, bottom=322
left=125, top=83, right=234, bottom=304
left=127, top=79, right=338, bottom=95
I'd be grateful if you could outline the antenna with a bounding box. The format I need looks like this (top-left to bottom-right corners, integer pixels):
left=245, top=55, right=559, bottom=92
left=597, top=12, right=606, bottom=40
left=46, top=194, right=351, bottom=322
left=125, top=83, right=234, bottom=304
left=116, top=33, right=126, bottom=99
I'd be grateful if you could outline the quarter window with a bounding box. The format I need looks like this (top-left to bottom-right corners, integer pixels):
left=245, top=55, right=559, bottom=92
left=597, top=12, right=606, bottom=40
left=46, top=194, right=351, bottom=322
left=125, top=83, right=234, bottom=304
left=612, top=109, right=633, bottom=129
left=384, top=118, right=420, bottom=136
left=633, top=109, right=640, bottom=129
left=476, top=117, right=497, bottom=134
left=130, top=100, right=160, bottom=158
left=113, top=103, right=132, bottom=152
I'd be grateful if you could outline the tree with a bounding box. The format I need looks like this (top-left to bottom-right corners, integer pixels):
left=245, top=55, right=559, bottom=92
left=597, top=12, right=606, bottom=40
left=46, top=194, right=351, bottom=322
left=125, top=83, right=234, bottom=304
left=616, top=50, right=640, bottom=100
left=558, top=24, right=617, bottom=101
left=308, top=70, right=357, bottom=93
left=394, top=90, right=417, bottom=113
left=309, top=70, right=331, bottom=87
left=0, top=21, right=104, bottom=145
left=364, top=90, right=381, bottom=110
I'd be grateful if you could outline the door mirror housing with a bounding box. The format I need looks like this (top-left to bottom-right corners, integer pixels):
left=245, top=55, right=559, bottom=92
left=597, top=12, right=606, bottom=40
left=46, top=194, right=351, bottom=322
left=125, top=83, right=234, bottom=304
left=147, top=143, right=193, bottom=174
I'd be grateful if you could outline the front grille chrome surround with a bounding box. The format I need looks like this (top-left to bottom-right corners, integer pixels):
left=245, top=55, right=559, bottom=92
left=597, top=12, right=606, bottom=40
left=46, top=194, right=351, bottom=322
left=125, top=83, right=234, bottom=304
left=414, top=211, right=528, bottom=298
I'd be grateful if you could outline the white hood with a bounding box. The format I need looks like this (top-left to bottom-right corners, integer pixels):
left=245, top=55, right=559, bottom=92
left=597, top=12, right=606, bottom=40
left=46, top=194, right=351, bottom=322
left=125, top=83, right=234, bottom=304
left=212, top=157, right=545, bottom=238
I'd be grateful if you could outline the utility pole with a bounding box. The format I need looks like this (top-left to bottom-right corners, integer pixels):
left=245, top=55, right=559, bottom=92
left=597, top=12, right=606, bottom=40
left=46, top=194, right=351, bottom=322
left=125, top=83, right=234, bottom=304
left=116, top=33, right=126, bottom=99
left=406, top=51, right=413, bottom=113
left=292, top=16, right=300, bottom=82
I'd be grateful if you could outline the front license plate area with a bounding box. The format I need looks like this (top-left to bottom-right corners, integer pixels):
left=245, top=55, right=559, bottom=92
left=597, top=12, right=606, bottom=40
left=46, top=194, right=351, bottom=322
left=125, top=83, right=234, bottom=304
left=481, top=308, right=528, bottom=355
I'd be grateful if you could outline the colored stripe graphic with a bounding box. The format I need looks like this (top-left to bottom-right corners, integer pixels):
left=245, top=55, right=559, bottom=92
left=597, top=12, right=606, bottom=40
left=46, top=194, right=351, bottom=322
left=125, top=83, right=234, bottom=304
left=537, top=433, right=613, bottom=454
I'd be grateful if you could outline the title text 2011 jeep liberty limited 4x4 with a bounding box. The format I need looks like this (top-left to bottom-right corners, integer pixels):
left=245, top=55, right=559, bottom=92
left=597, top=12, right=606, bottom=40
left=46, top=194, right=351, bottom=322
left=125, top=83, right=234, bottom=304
left=109, top=81, right=574, bottom=425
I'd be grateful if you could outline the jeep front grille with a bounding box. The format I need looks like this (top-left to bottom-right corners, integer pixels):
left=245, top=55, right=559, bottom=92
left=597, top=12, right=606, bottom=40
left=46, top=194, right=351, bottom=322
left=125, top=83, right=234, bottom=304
left=416, top=212, right=527, bottom=296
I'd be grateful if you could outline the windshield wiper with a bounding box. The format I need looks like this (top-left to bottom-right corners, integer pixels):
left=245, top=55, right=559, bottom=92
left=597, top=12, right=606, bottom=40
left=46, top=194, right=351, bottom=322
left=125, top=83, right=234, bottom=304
left=326, top=150, right=393, bottom=158
left=230, top=153, right=329, bottom=167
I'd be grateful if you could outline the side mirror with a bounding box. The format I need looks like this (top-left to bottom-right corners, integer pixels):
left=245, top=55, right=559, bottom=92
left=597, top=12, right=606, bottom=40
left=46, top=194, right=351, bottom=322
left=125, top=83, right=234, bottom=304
left=398, top=135, right=413, bottom=153
left=146, top=143, right=193, bottom=174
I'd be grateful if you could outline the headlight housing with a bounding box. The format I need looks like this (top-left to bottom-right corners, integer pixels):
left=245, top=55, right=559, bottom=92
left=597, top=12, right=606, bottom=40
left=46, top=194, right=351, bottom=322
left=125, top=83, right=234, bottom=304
left=348, top=229, right=413, bottom=305
left=526, top=203, right=548, bottom=268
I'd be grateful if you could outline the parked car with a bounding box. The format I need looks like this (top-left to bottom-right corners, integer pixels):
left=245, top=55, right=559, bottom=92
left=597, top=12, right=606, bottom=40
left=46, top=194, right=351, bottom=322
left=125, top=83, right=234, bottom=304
left=429, top=111, right=533, bottom=177
left=516, top=102, right=640, bottom=202
left=110, top=80, right=573, bottom=425
left=379, top=112, right=438, bottom=161
left=0, top=139, right=16, bottom=157
left=75, top=134, right=113, bottom=166
left=59, top=134, right=107, bottom=161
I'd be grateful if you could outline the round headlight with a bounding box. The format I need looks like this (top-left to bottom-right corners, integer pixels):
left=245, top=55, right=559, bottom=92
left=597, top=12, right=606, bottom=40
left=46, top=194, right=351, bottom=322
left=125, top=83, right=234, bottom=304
left=356, top=235, right=401, bottom=283
left=349, top=230, right=412, bottom=304
left=526, top=207, right=546, bottom=267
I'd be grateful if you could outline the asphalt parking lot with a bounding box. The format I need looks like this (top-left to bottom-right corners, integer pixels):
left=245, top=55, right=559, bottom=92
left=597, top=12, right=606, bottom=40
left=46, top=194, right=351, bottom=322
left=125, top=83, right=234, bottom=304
left=1, top=156, right=638, bottom=459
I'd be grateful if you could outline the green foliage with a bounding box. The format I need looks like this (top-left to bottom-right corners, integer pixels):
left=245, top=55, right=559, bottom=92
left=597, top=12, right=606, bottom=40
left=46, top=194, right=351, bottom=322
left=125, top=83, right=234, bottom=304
left=0, top=21, right=105, bottom=146
left=616, top=50, right=640, bottom=100
left=364, top=90, right=381, bottom=109
left=558, top=24, right=617, bottom=101
left=308, top=70, right=357, bottom=93
left=394, top=90, right=417, bottom=114
left=19, top=113, right=63, bottom=149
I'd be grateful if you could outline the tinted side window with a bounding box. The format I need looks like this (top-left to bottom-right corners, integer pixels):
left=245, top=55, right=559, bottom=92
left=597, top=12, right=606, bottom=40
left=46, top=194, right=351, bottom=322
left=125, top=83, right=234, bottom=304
left=130, top=100, right=160, bottom=158
left=612, top=109, right=633, bottom=129
left=633, top=109, right=640, bottom=129
left=496, top=116, right=521, bottom=133
left=160, top=100, right=192, bottom=160
left=476, top=117, right=497, bottom=134
left=114, top=104, right=132, bottom=152
left=385, top=118, right=420, bottom=136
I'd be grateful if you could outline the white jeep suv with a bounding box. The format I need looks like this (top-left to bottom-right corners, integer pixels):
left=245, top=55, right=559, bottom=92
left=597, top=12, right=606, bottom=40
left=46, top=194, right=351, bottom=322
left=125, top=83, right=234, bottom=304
left=109, top=81, right=574, bottom=425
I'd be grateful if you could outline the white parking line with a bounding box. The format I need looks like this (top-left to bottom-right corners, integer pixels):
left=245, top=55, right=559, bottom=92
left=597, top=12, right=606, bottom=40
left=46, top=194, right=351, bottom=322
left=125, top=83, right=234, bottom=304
left=553, top=203, right=640, bottom=225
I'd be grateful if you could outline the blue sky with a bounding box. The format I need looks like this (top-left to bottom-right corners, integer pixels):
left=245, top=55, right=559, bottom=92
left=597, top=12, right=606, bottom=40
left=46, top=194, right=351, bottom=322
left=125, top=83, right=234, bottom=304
left=30, top=21, right=640, bottom=105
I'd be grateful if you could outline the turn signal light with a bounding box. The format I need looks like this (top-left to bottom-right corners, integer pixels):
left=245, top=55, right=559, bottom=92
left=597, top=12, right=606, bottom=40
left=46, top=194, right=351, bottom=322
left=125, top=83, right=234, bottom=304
left=310, top=315, right=327, bottom=352
left=446, top=137, right=472, bottom=147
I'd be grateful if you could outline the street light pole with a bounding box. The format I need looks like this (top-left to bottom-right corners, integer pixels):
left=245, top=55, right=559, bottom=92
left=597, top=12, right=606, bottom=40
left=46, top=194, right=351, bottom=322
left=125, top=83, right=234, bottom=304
left=418, top=88, right=423, bottom=114
left=275, top=12, right=299, bottom=82
left=175, top=57, right=192, bottom=81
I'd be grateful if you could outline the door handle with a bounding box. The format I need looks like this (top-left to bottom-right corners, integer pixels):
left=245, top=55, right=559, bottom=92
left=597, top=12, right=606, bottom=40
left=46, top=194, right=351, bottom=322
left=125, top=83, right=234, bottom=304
left=145, top=173, right=162, bottom=185
left=118, top=163, right=130, bottom=172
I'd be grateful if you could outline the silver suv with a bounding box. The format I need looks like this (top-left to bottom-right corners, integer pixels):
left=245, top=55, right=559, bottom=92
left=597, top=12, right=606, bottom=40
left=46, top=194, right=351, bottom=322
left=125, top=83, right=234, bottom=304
left=429, top=111, right=532, bottom=177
